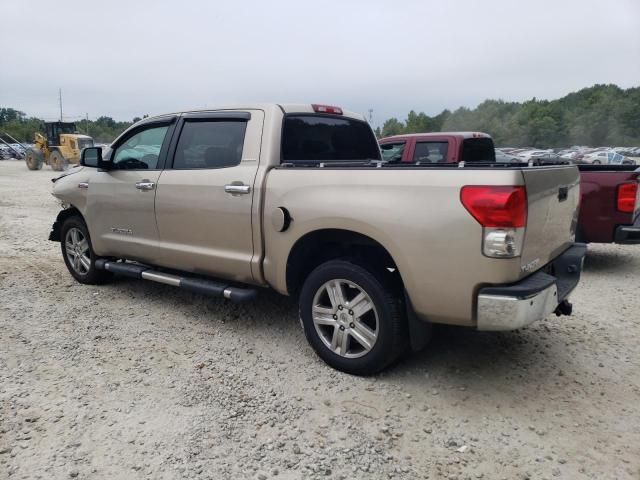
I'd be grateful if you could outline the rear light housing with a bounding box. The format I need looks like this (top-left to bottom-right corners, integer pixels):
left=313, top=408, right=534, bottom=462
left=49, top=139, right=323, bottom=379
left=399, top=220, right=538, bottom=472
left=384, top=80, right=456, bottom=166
left=617, top=182, right=638, bottom=213
left=312, top=104, right=343, bottom=115
left=461, top=186, right=528, bottom=258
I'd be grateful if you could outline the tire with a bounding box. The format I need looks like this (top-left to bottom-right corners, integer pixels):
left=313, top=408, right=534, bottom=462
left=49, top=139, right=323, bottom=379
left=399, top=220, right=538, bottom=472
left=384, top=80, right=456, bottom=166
left=60, top=216, right=112, bottom=285
left=299, top=259, right=408, bottom=375
left=49, top=150, right=67, bottom=171
left=592, top=160, right=601, bottom=165
left=25, top=148, right=43, bottom=170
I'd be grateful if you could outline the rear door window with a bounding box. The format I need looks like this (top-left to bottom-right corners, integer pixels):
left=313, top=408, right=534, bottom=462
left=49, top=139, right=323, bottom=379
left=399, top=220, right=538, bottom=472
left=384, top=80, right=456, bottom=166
left=380, top=142, right=406, bottom=162
left=413, top=141, right=449, bottom=163
left=172, top=120, right=247, bottom=169
left=282, top=115, right=380, bottom=162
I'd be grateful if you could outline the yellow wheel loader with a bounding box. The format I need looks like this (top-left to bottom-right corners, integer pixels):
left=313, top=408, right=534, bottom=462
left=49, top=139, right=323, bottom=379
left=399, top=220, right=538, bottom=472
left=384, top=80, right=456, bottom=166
left=25, top=122, right=94, bottom=171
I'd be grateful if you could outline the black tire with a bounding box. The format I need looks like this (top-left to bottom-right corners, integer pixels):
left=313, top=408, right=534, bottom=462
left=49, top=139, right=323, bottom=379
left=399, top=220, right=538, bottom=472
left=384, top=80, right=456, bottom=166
left=60, top=216, right=112, bottom=285
left=25, top=148, right=43, bottom=170
left=299, top=259, right=408, bottom=375
left=49, top=150, right=67, bottom=171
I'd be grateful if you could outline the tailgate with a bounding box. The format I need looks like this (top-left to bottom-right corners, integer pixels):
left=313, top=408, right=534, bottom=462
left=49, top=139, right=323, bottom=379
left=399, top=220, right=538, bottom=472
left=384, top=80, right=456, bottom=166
left=519, top=166, right=580, bottom=275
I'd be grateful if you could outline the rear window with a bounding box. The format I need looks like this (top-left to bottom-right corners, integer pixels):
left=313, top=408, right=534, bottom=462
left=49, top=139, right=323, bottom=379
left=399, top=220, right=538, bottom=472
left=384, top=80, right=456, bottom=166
left=462, top=138, right=495, bottom=162
left=282, top=115, right=380, bottom=162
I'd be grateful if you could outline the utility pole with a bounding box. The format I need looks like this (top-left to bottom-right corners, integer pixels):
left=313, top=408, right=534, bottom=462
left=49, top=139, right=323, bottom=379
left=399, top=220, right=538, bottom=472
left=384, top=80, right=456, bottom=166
left=59, top=88, right=63, bottom=122
left=86, top=113, right=89, bottom=135
left=368, top=108, right=373, bottom=124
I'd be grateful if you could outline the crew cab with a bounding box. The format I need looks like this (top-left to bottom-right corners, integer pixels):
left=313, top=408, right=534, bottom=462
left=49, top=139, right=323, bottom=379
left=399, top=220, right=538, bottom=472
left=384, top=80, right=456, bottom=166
left=49, top=104, right=585, bottom=375
left=380, top=134, right=640, bottom=246
left=379, top=132, right=495, bottom=164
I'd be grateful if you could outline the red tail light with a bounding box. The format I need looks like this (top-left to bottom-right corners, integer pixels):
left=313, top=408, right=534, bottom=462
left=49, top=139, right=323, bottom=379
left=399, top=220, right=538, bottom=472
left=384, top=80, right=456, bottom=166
left=461, top=186, right=527, bottom=228
left=312, top=104, right=343, bottom=115
left=617, top=182, right=638, bottom=213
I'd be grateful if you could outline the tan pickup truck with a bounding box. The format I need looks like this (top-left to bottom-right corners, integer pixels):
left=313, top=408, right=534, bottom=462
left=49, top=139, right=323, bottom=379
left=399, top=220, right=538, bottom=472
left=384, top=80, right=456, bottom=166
left=49, top=103, right=586, bottom=374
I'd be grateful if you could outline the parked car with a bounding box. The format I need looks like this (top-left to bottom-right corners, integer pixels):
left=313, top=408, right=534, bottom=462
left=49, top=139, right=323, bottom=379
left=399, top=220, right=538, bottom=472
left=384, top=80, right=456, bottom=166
left=495, top=150, right=524, bottom=163
left=48, top=104, right=585, bottom=375
left=582, top=150, right=635, bottom=165
left=379, top=132, right=495, bottom=163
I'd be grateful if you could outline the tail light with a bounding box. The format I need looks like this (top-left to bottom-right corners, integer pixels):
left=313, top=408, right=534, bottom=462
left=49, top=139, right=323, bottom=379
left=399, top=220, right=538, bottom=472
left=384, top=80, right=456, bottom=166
left=312, top=104, right=343, bottom=115
left=461, top=186, right=527, bottom=258
left=617, top=182, right=638, bottom=213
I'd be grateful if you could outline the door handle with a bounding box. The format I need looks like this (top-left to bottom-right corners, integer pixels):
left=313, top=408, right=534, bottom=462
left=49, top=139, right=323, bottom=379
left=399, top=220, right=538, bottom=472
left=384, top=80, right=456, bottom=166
left=135, top=180, right=155, bottom=191
left=224, top=183, right=251, bottom=195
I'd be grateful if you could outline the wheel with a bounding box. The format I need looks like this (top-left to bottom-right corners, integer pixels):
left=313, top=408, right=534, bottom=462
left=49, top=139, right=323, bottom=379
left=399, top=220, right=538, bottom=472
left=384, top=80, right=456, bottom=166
left=592, top=160, right=601, bottom=165
left=25, top=148, right=43, bottom=170
left=60, top=216, right=112, bottom=284
left=49, top=150, right=68, bottom=171
left=299, top=259, right=408, bottom=375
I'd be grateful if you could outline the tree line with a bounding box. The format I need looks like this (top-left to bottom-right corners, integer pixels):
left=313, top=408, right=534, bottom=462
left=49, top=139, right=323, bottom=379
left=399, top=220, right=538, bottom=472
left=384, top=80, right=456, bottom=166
left=2, top=84, right=639, bottom=147
left=376, top=84, right=640, bottom=147
left=0, top=108, right=136, bottom=144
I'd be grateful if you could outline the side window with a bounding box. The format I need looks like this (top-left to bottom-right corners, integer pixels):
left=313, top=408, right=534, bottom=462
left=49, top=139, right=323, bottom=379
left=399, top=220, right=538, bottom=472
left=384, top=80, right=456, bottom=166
left=112, top=125, right=169, bottom=170
left=173, top=120, right=246, bottom=169
left=413, top=141, right=449, bottom=163
left=380, top=142, right=406, bottom=162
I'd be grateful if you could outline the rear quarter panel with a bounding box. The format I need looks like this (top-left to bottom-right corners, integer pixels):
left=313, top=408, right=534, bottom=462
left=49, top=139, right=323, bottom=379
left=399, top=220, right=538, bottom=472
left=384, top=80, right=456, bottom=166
left=263, top=168, right=527, bottom=326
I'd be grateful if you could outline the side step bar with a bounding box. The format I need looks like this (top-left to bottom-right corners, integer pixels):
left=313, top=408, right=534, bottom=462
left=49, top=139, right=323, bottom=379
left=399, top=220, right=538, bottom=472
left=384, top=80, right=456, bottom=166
left=95, top=260, right=257, bottom=303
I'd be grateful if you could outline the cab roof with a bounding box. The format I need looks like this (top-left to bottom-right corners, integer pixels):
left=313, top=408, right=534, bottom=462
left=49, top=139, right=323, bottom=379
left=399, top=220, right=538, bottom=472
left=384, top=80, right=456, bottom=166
left=381, top=132, right=492, bottom=141
left=143, top=103, right=366, bottom=123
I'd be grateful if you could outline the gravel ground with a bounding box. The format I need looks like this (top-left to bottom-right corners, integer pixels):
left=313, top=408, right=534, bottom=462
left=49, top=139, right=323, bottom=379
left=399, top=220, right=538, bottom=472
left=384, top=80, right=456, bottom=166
left=1, top=159, right=639, bottom=480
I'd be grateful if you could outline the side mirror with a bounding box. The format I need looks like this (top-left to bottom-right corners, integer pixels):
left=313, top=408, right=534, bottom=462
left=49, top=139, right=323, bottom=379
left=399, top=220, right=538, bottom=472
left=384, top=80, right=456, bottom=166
left=80, top=147, right=111, bottom=170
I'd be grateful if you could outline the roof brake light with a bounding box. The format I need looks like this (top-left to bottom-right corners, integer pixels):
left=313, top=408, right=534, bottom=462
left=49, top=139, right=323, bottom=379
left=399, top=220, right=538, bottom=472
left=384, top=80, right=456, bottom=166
left=312, top=104, right=343, bottom=115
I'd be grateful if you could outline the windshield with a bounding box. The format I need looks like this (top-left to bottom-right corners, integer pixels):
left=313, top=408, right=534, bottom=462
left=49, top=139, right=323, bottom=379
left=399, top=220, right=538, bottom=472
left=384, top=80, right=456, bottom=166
left=462, top=138, right=496, bottom=162
left=77, top=138, right=94, bottom=150
left=282, top=115, right=380, bottom=162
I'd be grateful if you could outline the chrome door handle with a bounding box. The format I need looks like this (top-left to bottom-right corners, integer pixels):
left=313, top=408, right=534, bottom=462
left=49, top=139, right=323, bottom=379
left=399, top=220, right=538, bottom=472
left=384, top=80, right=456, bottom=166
left=135, top=181, right=155, bottom=191
left=78, top=182, right=89, bottom=189
left=224, top=183, right=251, bottom=195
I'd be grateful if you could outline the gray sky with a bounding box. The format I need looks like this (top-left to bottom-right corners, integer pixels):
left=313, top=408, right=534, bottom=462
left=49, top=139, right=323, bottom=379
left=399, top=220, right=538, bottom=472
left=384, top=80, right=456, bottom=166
left=2, top=0, right=639, bottom=126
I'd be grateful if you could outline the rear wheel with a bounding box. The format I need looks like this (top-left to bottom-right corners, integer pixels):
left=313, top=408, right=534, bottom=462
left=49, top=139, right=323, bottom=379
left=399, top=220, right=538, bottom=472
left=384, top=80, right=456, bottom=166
left=25, top=148, right=43, bottom=170
left=60, top=216, right=112, bottom=284
left=50, top=150, right=67, bottom=171
left=299, top=259, right=408, bottom=375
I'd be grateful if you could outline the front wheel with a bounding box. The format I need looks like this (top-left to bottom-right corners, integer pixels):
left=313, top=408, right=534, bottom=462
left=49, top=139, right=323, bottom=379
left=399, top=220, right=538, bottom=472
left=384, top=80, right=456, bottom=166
left=60, top=216, right=112, bottom=284
left=50, top=150, right=67, bottom=171
left=299, top=259, right=408, bottom=375
left=25, top=148, right=43, bottom=170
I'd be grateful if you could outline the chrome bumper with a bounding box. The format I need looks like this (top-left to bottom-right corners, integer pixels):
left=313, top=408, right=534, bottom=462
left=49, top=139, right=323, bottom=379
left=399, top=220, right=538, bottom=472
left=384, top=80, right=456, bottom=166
left=477, top=284, right=559, bottom=331
left=476, top=244, right=587, bottom=331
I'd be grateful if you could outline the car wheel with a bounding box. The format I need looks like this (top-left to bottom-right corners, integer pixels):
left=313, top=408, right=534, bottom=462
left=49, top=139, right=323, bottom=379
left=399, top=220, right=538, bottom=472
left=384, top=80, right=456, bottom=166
left=60, top=216, right=112, bottom=285
left=592, top=160, right=601, bottom=165
left=50, top=151, right=67, bottom=171
left=25, top=148, right=43, bottom=170
left=299, top=259, right=408, bottom=375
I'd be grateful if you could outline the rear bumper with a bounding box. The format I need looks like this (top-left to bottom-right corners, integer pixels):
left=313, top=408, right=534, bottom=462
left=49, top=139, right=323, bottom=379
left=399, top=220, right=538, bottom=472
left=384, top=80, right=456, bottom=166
left=614, top=215, right=640, bottom=244
left=476, top=243, right=587, bottom=331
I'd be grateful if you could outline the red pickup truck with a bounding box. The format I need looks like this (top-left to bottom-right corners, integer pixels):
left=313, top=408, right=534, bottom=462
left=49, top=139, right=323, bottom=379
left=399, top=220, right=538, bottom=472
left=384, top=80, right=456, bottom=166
left=379, top=133, right=640, bottom=245
left=379, top=132, right=495, bottom=163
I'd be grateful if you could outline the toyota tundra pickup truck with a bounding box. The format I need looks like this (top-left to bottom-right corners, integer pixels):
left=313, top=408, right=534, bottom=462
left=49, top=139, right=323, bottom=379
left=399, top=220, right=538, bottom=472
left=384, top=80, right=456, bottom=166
left=49, top=104, right=586, bottom=375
